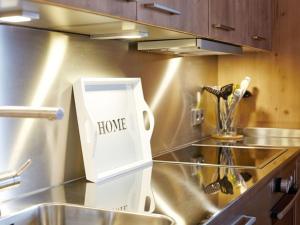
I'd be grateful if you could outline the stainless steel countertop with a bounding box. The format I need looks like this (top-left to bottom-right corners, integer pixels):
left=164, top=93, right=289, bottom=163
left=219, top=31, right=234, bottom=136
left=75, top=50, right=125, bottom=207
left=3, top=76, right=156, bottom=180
left=1, top=148, right=298, bottom=225
left=194, top=136, right=300, bottom=148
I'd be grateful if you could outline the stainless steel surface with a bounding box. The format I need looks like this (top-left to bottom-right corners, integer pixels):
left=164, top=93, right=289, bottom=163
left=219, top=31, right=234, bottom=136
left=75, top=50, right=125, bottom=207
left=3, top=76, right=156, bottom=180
left=194, top=136, right=300, bottom=148
left=0, top=106, right=64, bottom=120
left=0, top=24, right=217, bottom=203
left=2, top=151, right=297, bottom=225
left=0, top=159, right=31, bottom=190
left=16, top=159, right=32, bottom=176
left=231, top=215, right=256, bottom=225
left=279, top=177, right=293, bottom=194
left=272, top=175, right=294, bottom=194
left=0, top=203, right=175, bottom=225
left=242, top=127, right=300, bottom=138
left=212, top=24, right=236, bottom=31
left=0, top=173, right=21, bottom=190
left=154, top=145, right=286, bottom=169
left=90, top=30, right=149, bottom=40
left=0, top=162, right=264, bottom=225
left=143, top=3, right=181, bottom=15
left=137, top=39, right=243, bottom=56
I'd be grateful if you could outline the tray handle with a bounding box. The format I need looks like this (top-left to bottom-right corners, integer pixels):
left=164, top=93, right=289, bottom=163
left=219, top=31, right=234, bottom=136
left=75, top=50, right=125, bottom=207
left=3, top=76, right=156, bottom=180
left=142, top=101, right=155, bottom=141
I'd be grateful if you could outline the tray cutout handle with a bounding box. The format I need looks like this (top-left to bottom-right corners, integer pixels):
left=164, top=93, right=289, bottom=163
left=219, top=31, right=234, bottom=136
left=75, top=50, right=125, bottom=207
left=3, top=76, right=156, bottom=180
left=142, top=102, right=154, bottom=141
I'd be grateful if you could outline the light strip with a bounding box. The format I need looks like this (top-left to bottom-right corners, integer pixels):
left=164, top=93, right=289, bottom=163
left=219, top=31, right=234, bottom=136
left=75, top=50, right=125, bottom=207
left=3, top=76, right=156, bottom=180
left=91, top=31, right=148, bottom=40
left=0, top=10, right=39, bottom=23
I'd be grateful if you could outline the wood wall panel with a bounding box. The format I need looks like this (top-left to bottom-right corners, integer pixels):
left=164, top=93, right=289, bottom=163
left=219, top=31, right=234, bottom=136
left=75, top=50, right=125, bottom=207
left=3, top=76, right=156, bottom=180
left=218, top=0, right=300, bottom=129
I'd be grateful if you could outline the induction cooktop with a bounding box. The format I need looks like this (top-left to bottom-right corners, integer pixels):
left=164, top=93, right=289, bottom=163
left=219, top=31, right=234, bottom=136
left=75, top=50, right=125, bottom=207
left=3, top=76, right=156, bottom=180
left=153, top=145, right=287, bottom=169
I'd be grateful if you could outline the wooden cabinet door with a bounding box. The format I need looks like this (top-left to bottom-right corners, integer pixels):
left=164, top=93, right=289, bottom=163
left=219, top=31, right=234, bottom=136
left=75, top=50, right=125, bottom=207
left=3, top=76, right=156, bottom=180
left=247, top=0, right=272, bottom=50
left=44, top=0, right=137, bottom=20
left=209, top=0, right=248, bottom=45
left=137, top=0, right=209, bottom=37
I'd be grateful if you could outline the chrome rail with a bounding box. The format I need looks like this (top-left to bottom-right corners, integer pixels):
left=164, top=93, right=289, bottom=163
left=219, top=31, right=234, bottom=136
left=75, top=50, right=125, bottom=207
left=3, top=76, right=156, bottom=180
left=0, top=106, right=64, bottom=120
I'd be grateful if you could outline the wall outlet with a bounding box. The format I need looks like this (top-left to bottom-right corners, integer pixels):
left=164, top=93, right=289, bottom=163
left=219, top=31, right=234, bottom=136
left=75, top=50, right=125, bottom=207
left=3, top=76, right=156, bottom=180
left=191, top=108, right=204, bottom=126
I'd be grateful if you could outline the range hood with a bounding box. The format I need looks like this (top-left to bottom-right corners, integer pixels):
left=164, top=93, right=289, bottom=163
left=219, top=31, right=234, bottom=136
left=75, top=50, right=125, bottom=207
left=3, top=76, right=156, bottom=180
left=137, top=39, right=243, bottom=56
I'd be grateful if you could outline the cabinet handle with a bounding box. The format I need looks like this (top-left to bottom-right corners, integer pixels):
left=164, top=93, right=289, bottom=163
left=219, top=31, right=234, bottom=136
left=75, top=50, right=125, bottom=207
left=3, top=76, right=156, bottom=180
left=212, top=24, right=235, bottom=31
left=252, top=35, right=266, bottom=41
left=271, top=188, right=300, bottom=220
left=230, top=215, right=256, bottom=225
left=144, top=3, right=181, bottom=15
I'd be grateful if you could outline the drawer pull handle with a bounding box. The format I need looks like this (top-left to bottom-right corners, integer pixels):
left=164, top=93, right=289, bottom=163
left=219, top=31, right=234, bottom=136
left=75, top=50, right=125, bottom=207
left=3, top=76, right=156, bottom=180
left=231, top=215, right=256, bottom=225
left=212, top=24, right=235, bottom=31
left=252, top=35, right=266, bottom=41
left=144, top=3, right=181, bottom=15
left=271, top=188, right=300, bottom=220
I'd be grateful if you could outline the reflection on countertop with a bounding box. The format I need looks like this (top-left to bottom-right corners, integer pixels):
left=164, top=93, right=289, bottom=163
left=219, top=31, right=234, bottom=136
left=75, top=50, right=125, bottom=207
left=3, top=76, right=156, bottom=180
left=1, top=148, right=298, bottom=225
left=194, top=136, right=300, bottom=148
left=154, top=145, right=286, bottom=169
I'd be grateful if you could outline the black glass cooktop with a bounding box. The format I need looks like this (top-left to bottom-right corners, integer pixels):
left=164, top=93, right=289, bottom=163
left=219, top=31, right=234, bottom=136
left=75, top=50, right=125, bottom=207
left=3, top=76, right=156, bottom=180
left=154, top=145, right=287, bottom=169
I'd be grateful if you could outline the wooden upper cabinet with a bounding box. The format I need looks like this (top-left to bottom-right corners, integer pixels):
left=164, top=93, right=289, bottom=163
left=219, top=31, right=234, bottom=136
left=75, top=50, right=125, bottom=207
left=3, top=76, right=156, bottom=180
left=209, top=0, right=248, bottom=45
left=247, top=0, right=272, bottom=50
left=44, top=0, right=137, bottom=20
left=137, top=0, right=209, bottom=37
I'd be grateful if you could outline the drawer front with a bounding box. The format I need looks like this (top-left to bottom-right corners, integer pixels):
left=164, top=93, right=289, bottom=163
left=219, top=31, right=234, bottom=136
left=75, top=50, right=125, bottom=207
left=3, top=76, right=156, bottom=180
left=137, top=0, right=209, bottom=37
left=247, top=0, right=272, bottom=50
left=209, top=0, right=248, bottom=45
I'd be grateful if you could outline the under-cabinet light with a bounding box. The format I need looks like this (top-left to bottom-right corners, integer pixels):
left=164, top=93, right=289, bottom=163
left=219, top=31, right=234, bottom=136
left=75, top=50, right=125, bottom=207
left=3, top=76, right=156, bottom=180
left=91, top=31, right=148, bottom=40
left=0, top=10, right=39, bottom=23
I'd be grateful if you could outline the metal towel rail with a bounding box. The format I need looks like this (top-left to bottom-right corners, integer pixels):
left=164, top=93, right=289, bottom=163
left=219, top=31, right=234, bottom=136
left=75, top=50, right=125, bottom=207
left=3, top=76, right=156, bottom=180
left=0, top=106, right=64, bottom=120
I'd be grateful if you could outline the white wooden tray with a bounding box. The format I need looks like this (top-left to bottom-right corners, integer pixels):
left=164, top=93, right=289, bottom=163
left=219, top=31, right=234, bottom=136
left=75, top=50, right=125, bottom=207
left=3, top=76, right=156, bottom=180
left=73, top=78, right=154, bottom=183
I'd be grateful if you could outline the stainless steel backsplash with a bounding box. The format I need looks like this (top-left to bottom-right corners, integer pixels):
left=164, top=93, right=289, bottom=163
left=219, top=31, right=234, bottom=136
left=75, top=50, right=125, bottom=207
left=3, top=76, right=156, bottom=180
left=0, top=25, right=217, bottom=202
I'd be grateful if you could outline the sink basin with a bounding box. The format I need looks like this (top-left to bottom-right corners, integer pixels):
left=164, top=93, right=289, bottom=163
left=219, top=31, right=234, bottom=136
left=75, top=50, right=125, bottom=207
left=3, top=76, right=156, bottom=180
left=0, top=203, right=174, bottom=225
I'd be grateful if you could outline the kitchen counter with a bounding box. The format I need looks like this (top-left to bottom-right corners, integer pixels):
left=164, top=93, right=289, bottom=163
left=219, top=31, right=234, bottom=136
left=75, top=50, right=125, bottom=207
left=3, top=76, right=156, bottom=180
left=0, top=147, right=299, bottom=225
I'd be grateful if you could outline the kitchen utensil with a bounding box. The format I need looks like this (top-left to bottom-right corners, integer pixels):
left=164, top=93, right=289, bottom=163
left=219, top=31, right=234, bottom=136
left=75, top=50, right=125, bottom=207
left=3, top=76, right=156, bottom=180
left=202, top=86, right=223, bottom=130
left=203, top=167, right=221, bottom=194
left=202, top=148, right=222, bottom=194
left=220, top=83, right=233, bottom=100
left=240, top=172, right=252, bottom=182
left=219, top=171, right=234, bottom=195
left=243, top=90, right=252, bottom=98
left=219, top=148, right=234, bottom=194
left=224, top=88, right=242, bottom=131
left=238, top=76, right=251, bottom=102
left=224, top=77, right=251, bottom=132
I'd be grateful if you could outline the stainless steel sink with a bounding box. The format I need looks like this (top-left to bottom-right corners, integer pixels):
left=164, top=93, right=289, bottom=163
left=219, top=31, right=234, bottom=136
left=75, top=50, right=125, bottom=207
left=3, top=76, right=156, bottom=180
left=0, top=203, right=175, bottom=225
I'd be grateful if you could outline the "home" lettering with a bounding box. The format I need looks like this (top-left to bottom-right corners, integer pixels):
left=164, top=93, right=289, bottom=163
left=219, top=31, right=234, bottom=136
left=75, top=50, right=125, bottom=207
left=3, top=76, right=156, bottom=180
left=97, top=118, right=127, bottom=135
